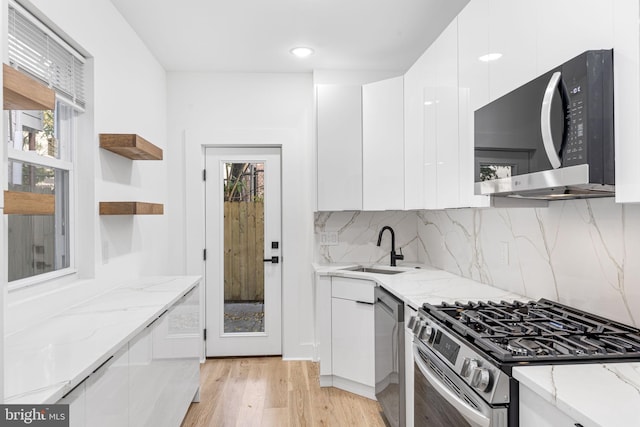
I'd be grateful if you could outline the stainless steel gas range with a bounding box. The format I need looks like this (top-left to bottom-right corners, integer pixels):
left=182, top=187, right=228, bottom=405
left=408, top=299, right=640, bottom=427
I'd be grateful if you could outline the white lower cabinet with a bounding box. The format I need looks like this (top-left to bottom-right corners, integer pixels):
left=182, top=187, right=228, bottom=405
left=129, top=327, right=156, bottom=427
left=58, top=285, right=201, bottom=427
left=331, top=277, right=375, bottom=398
left=331, top=297, right=375, bottom=389
left=85, top=347, right=129, bottom=427
left=314, top=274, right=333, bottom=381
left=58, top=381, right=86, bottom=427
left=519, top=384, right=579, bottom=427
left=148, top=288, right=201, bottom=426
left=315, top=275, right=376, bottom=399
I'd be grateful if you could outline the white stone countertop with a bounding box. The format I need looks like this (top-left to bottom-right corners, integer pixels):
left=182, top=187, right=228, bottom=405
left=513, top=363, right=640, bottom=427
left=315, top=262, right=640, bottom=426
left=5, top=275, right=201, bottom=404
left=314, top=262, right=529, bottom=309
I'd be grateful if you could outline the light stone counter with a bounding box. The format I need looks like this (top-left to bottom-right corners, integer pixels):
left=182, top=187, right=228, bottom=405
left=514, top=363, right=640, bottom=427
left=314, top=262, right=528, bottom=309
left=5, top=275, right=201, bottom=404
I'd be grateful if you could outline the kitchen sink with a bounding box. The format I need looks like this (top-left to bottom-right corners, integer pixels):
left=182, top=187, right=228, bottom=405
left=341, top=266, right=407, bottom=275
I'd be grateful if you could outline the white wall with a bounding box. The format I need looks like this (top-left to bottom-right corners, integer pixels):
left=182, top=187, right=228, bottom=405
left=23, top=0, right=169, bottom=283
left=166, top=72, right=316, bottom=359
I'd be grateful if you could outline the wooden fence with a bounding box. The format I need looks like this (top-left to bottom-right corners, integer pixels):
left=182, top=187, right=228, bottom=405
left=224, top=201, right=264, bottom=302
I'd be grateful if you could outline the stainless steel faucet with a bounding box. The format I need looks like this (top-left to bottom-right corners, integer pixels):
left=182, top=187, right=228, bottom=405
left=377, top=226, right=404, bottom=267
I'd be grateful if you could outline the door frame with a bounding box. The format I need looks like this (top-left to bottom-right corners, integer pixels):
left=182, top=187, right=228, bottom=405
left=203, top=145, right=283, bottom=357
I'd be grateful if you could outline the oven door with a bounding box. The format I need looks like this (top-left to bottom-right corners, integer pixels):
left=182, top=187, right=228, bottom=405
left=413, top=341, right=507, bottom=427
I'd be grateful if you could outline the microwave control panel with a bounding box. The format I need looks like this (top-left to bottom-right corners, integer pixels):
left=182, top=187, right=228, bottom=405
left=563, top=89, right=586, bottom=166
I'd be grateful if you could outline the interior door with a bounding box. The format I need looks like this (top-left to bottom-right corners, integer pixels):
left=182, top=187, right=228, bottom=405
left=204, top=147, right=282, bottom=356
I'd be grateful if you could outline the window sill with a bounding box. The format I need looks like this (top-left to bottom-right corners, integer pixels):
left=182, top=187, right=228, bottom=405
left=8, top=268, right=78, bottom=292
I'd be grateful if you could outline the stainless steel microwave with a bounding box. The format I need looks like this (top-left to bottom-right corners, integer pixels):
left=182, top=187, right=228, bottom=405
left=474, top=49, right=614, bottom=200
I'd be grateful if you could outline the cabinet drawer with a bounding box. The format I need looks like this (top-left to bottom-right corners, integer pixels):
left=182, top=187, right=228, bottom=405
left=331, top=277, right=375, bottom=303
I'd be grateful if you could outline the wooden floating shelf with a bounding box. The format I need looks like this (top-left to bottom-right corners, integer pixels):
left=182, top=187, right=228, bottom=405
left=99, top=134, right=163, bottom=160
left=3, top=63, right=55, bottom=111
left=99, top=202, right=164, bottom=215
left=4, top=190, right=55, bottom=215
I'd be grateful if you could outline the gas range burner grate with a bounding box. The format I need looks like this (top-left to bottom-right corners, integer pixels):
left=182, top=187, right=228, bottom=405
left=422, top=299, right=640, bottom=363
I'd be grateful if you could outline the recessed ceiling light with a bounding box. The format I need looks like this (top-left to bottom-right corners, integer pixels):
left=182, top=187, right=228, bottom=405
left=479, top=53, right=503, bottom=62
left=290, top=47, right=314, bottom=58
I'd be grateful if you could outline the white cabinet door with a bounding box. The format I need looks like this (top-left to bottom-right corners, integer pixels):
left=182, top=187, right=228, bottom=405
left=458, top=0, right=491, bottom=208
left=404, top=48, right=431, bottom=209
left=58, top=382, right=86, bottom=427
left=362, top=76, right=404, bottom=211
left=331, top=297, right=375, bottom=387
left=614, top=0, right=640, bottom=202
left=85, top=347, right=128, bottom=427
left=458, top=0, right=490, bottom=113
left=519, top=384, right=580, bottom=427
left=314, top=274, right=333, bottom=378
left=536, top=0, right=613, bottom=74
left=422, top=49, right=439, bottom=210
left=434, top=18, right=460, bottom=209
left=488, top=0, right=537, bottom=102
left=129, top=326, right=158, bottom=427
left=316, top=85, right=362, bottom=211
left=150, top=289, right=201, bottom=427
left=407, top=18, right=463, bottom=210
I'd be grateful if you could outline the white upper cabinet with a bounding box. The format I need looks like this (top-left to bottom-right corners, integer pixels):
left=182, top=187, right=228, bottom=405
left=405, top=19, right=460, bottom=210
left=458, top=0, right=490, bottom=113
left=316, top=85, right=363, bottom=211
left=362, top=76, right=404, bottom=210
left=487, top=0, right=537, bottom=102
left=405, top=18, right=466, bottom=210
left=404, top=43, right=434, bottom=209
left=458, top=0, right=491, bottom=208
left=614, top=0, right=640, bottom=202
left=535, top=0, right=613, bottom=73
left=434, top=19, right=461, bottom=209
left=422, top=50, right=438, bottom=210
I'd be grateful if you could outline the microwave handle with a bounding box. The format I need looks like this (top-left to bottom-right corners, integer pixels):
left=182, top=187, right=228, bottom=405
left=540, top=71, right=563, bottom=169
left=413, top=345, right=491, bottom=427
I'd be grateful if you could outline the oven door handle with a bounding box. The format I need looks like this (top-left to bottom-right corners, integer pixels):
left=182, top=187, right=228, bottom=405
left=414, top=347, right=491, bottom=427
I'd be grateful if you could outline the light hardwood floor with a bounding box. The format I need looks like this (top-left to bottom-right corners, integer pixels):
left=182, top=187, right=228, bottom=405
left=180, top=357, right=388, bottom=427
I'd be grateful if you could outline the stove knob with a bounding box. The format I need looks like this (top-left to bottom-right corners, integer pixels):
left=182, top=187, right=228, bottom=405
left=419, top=323, right=432, bottom=341
left=407, top=316, right=418, bottom=330
left=471, top=367, right=492, bottom=392
left=461, top=358, right=478, bottom=378
left=424, top=324, right=436, bottom=342
left=412, top=320, right=424, bottom=335
left=415, top=324, right=426, bottom=338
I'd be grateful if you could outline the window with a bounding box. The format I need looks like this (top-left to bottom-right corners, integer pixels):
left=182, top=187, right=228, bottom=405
left=7, top=101, right=77, bottom=283
left=6, top=2, right=85, bottom=285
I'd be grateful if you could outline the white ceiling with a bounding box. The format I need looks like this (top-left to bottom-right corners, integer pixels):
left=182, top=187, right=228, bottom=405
left=109, top=0, right=469, bottom=73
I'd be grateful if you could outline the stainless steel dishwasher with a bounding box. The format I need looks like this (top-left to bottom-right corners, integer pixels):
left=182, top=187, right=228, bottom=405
left=375, top=286, right=405, bottom=427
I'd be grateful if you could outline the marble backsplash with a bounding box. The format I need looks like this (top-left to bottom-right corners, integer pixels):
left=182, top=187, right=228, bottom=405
left=314, top=211, right=419, bottom=265
left=417, top=197, right=640, bottom=327
left=314, top=198, right=640, bottom=327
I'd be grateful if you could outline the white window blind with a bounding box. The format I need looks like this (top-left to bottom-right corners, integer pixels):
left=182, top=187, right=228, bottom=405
left=8, top=3, right=86, bottom=109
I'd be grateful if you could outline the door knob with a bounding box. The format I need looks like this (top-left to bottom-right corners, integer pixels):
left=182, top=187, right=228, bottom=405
left=263, top=256, right=279, bottom=264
